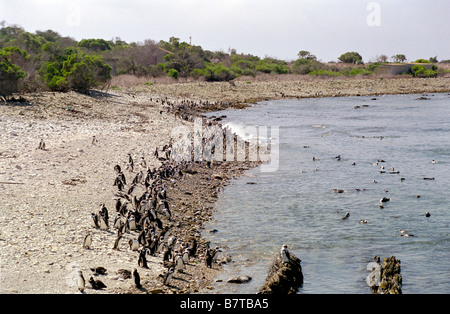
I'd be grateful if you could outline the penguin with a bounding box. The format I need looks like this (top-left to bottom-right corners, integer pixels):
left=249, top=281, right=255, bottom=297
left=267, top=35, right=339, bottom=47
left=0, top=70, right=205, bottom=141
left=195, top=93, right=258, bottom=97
left=83, top=234, right=92, bottom=249
left=138, top=248, right=149, bottom=268
left=90, top=267, right=107, bottom=276
left=77, top=270, right=85, bottom=293
left=163, top=267, right=174, bottom=286
left=128, top=215, right=137, bottom=231
left=129, top=239, right=140, bottom=251
left=113, top=233, right=122, bottom=250
left=182, top=248, right=190, bottom=264
left=115, top=198, right=122, bottom=212
left=380, top=197, right=390, bottom=203
left=99, top=215, right=108, bottom=230
left=38, top=139, right=46, bottom=150
left=341, top=212, right=350, bottom=221
left=205, top=249, right=213, bottom=268
left=280, top=244, right=290, bottom=264
left=113, top=214, right=122, bottom=229
left=175, top=253, right=185, bottom=272
left=133, top=268, right=142, bottom=289
left=92, top=135, right=97, bottom=145
left=89, top=277, right=107, bottom=290
left=91, top=213, right=99, bottom=228
left=425, top=211, right=431, bottom=217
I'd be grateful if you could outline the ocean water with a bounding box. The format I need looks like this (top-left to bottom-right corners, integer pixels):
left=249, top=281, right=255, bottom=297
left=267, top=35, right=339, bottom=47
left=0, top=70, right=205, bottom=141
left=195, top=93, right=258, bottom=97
left=203, top=93, right=450, bottom=294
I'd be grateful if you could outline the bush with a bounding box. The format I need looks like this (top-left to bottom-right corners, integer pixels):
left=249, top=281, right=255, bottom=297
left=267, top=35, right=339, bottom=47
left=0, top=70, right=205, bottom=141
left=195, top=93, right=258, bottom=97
left=414, top=59, right=431, bottom=64
left=308, top=70, right=342, bottom=77
left=411, top=65, right=437, bottom=78
left=292, top=58, right=327, bottom=75
left=340, top=67, right=372, bottom=76
left=203, top=62, right=236, bottom=81
left=167, top=68, right=179, bottom=79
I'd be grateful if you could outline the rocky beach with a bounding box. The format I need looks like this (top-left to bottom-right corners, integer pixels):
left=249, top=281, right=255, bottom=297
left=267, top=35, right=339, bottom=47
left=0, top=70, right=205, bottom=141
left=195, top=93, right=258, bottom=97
left=1, top=76, right=449, bottom=294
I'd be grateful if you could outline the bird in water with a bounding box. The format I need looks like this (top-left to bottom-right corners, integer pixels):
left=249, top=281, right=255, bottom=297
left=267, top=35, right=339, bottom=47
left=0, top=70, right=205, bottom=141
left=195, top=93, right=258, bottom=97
left=341, top=212, right=350, bottom=221
left=280, top=244, right=290, bottom=264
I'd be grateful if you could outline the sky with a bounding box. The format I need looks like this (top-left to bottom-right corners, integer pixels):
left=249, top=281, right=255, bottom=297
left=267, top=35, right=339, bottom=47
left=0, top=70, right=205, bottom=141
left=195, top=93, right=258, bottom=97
left=1, top=0, right=449, bottom=62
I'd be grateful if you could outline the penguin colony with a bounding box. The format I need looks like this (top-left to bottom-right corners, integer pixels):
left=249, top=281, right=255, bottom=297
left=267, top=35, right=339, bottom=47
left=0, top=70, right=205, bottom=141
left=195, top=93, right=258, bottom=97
left=83, top=116, right=241, bottom=293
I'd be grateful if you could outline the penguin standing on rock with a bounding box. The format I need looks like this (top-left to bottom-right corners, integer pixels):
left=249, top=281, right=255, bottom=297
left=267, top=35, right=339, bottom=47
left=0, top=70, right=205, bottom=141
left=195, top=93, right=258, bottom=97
left=281, top=244, right=290, bottom=264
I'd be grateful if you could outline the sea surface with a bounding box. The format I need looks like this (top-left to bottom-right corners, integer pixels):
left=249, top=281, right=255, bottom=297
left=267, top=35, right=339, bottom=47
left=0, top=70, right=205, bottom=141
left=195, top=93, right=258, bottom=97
left=203, top=92, right=450, bottom=294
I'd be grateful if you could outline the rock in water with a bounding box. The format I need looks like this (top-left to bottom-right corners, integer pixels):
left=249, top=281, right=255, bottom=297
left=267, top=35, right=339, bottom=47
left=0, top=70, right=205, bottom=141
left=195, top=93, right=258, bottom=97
left=367, top=256, right=402, bottom=294
left=258, top=247, right=303, bottom=294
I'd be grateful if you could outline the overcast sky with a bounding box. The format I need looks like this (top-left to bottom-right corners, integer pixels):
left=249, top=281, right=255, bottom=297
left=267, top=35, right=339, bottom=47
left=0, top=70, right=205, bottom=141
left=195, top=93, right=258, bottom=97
left=1, top=0, right=449, bottom=62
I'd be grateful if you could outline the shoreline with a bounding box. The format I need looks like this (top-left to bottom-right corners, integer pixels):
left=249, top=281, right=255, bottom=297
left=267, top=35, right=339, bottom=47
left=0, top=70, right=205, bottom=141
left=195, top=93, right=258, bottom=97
left=0, top=76, right=449, bottom=294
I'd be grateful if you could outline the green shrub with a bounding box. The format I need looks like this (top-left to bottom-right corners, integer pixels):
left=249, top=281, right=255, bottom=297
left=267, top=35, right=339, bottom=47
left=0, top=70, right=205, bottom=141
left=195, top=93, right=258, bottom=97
left=411, top=65, right=437, bottom=78
left=341, top=68, right=372, bottom=76
left=167, top=68, right=179, bottom=79
left=308, top=70, right=342, bottom=77
left=292, top=58, right=326, bottom=75
left=414, top=59, right=431, bottom=64
left=41, top=49, right=111, bottom=93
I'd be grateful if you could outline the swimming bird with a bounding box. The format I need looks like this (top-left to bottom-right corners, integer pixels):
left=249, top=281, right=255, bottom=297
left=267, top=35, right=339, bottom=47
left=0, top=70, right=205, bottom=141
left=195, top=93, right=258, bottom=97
left=133, top=268, right=142, bottom=289
left=380, top=197, right=390, bottom=203
left=359, top=220, right=368, bottom=224
left=83, top=234, right=92, bottom=249
left=341, top=212, right=350, bottom=221
left=425, top=212, right=431, bottom=217
left=280, top=244, right=290, bottom=264
left=77, top=270, right=85, bottom=293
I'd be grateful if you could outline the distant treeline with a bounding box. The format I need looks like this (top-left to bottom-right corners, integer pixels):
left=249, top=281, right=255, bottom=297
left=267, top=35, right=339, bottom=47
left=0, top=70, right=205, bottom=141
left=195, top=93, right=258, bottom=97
left=0, top=24, right=447, bottom=101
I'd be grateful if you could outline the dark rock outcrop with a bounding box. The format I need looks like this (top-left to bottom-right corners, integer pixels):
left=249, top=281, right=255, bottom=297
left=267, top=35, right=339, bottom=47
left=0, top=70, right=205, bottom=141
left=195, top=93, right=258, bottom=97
left=367, top=256, right=402, bottom=294
left=258, top=247, right=303, bottom=294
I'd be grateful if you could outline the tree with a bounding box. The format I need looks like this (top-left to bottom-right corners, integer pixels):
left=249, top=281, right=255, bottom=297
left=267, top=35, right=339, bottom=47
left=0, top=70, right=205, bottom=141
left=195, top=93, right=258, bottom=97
left=392, top=54, right=407, bottom=63
left=0, top=46, right=27, bottom=101
left=338, top=51, right=363, bottom=64
left=297, top=50, right=316, bottom=60
left=41, top=49, right=111, bottom=93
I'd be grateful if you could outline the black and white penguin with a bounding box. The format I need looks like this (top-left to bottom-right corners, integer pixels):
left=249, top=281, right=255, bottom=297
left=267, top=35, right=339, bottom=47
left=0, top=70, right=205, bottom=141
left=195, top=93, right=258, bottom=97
left=175, top=253, right=185, bottom=272
left=129, top=239, right=139, bottom=251
left=280, top=244, right=290, bottom=264
left=138, top=248, right=149, bottom=268
left=83, top=234, right=92, bottom=249
left=133, top=268, right=141, bottom=289
left=89, top=277, right=107, bottom=290
left=163, top=267, right=174, bottom=286
left=91, top=213, right=99, bottom=228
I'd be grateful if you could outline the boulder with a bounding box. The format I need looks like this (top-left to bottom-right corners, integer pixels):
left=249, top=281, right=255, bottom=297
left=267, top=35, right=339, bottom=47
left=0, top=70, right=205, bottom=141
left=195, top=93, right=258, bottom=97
left=258, top=247, right=303, bottom=294
left=367, top=256, right=402, bottom=294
